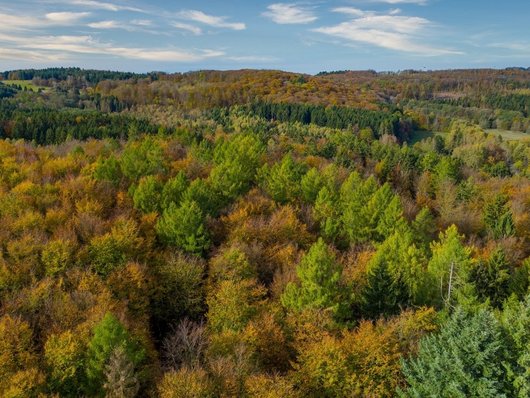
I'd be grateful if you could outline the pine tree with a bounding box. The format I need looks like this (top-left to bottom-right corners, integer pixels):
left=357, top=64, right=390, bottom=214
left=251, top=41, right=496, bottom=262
left=483, top=194, right=516, bottom=239
left=281, top=238, right=343, bottom=315
left=132, top=175, right=162, bottom=213
left=160, top=171, right=188, bottom=210
left=473, top=248, right=512, bottom=308
left=400, top=308, right=511, bottom=398
left=301, top=168, right=324, bottom=203
left=156, top=200, right=210, bottom=255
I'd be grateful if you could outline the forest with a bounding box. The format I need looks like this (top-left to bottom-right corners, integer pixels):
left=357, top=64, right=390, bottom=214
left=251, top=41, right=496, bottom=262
left=1, top=67, right=530, bottom=397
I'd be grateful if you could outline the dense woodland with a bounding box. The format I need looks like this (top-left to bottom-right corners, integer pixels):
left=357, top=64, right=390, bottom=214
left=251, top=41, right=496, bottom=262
left=2, top=67, right=530, bottom=397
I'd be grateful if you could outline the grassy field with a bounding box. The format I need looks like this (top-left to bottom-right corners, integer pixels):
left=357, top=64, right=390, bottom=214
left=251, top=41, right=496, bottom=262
left=1, top=80, right=46, bottom=92
left=485, top=129, right=530, bottom=141
left=408, top=130, right=446, bottom=145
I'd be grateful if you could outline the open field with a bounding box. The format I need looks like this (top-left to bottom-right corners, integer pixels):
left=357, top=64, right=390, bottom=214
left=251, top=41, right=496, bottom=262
left=1, top=80, right=46, bottom=92
left=486, top=129, right=530, bottom=141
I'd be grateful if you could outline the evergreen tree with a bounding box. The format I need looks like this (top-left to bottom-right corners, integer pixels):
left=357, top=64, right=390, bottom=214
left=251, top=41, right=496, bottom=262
left=281, top=238, right=344, bottom=316
left=86, top=313, right=144, bottom=397
left=132, top=175, right=162, bottom=213
left=260, top=154, right=306, bottom=204
left=160, top=172, right=188, bottom=210
left=472, top=248, right=512, bottom=308
left=156, top=200, right=210, bottom=255
left=301, top=168, right=324, bottom=203
left=483, top=194, right=516, bottom=239
left=400, top=308, right=511, bottom=398
left=426, top=225, right=474, bottom=308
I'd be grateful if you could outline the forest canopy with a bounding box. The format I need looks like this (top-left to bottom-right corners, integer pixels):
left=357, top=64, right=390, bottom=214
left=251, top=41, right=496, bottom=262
left=2, top=67, right=530, bottom=397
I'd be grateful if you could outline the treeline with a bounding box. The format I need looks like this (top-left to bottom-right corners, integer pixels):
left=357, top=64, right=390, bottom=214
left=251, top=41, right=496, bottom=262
left=0, top=67, right=157, bottom=84
left=0, top=105, right=158, bottom=144
left=236, top=101, right=411, bottom=138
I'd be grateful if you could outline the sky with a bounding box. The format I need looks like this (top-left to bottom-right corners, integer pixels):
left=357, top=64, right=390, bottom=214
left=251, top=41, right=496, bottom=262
left=0, top=0, right=529, bottom=74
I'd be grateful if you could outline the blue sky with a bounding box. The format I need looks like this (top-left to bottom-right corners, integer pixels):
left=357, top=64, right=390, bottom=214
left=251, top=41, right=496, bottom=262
left=1, top=0, right=529, bottom=74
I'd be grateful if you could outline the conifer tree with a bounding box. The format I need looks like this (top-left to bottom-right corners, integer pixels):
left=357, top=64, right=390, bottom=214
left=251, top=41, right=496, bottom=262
left=281, top=238, right=344, bottom=316
left=156, top=200, right=210, bottom=255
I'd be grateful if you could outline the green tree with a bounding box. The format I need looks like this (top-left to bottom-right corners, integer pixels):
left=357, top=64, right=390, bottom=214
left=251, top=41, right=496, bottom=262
left=161, top=172, right=188, bottom=210
left=483, top=194, right=516, bottom=239
left=314, top=186, right=342, bottom=243
left=94, top=155, right=122, bottom=186
left=132, top=175, right=162, bottom=214
left=362, top=228, right=426, bottom=317
left=260, top=154, right=306, bottom=204
left=120, top=137, right=164, bottom=182
left=472, top=248, right=512, bottom=308
left=156, top=200, right=210, bottom=255
left=400, top=308, right=511, bottom=398
left=301, top=168, right=324, bottom=203
left=426, top=225, right=474, bottom=308
left=86, top=313, right=145, bottom=396
left=281, top=238, right=344, bottom=316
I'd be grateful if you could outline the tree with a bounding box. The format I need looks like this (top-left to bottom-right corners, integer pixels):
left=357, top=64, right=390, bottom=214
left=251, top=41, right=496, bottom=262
left=260, top=154, right=305, bottom=204
left=161, top=172, right=188, bottom=210
left=281, top=238, right=344, bottom=317
left=400, top=308, right=511, bottom=398
left=132, top=175, right=162, bottom=213
left=207, top=278, right=266, bottom=333
left=41, top=239, right=74, bottom=276
left=362, top=228, right=426, bottom=317
left=120, top=137, right=164, bottom=182
left=426, top=225, right=474, bottom=308
left=301, top=168, right=324, bottom=203
left=85, top=313, right=145, bottom=396
left=483, top=194, right=516, bottom=239
left=314, top=186, right=341, bottom=243
left=44, top=330, right=85, bottom=396
left=156, top=200, right=210, bottom=255
left=158, top=367, right=214, bottom=398
left=0, top=315, right=45, bottom=396
left=103, top=346, right=140, bottom=398
left=472, top=248, right=512, bottom=308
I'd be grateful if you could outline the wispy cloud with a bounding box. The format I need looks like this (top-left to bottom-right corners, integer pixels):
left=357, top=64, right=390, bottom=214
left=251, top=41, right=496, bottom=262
left=172, top=22, right=203, bottom=35
left=362, top=0, right=428, bottom=4
left=263, top=3, right=318, bottom=24
left=313, top=8, right=462, bottom=56
left=0, top=32, right=225, bottom=62
left=45, top=12, right=91, bottom=24
left=176, top=10, right=246, bottom=31
left=53, top=0, right=145, bottom=12
left=0, top=11, right=91, bottom=31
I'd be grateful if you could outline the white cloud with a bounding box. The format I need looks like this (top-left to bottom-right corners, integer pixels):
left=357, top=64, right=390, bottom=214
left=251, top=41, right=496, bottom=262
left=263, top=3, right=317, bottom=24
left=131, top=19, right=152, bottom=27
left=0, top=27, right=224, bottom=62
left=59, top=0, right=144, bottom=12
left=314, top=9, right=462, bottom=56
left=87, top=20, right=122, bottom=29
left=45, top=12, right=91, bottom=24
left=172, top=22, right=203, bottom=35
left=0, top=12, right=90, bottom=31
left=365, top=0, right=427, bottom=4
left=177, top=10, right=246, bottom=31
